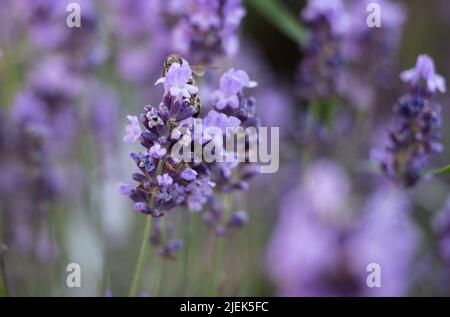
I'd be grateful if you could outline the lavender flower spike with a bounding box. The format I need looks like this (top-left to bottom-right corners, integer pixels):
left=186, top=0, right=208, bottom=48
left=400, top=54, right=446, bottom=94
left=379, top=54, right=445, bottom=187
left=302, top=0, right=350, bottom=36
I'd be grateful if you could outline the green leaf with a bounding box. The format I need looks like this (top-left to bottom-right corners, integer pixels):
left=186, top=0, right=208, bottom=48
left=426, top=164, right=450, bottom=176
left=247, top=0, right=308, bottom=46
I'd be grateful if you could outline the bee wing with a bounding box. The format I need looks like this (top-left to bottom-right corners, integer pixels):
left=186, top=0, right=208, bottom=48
left=191, top=64, right=223, bottom=77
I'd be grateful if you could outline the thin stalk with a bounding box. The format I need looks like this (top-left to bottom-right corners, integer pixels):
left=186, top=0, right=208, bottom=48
left=128, top=160, right=164, bottom=297
left=128, top=214, right=153, bottom=297
left=0, top=243, right=7, bottom=296
left=425, top=164, right=450, bottom=176
left=211, top=235, right=226, bottom=296
left=155, top=217, right=167, bottom=297
left=0, top=275, right=5, bottom=297
left=210, top=194, right=233, bottom=295
left=181, top=212, right=191, bottom=295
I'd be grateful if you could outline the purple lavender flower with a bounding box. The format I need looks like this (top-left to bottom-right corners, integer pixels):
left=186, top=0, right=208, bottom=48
left=167, top=0, right=246, bottom=63
left=89, top=84, right=119, bottom=155
left=185, top=177, right=215, bottom=212
left=118, top=183, right=133, bottom=195
left=197, top=110, right=241, bottom=144
left=181, top=168, right=198, bottom=181
left=400, top=54, right=446, bottom=94
left=198, top=68, right=260, bottom=232
left=302, top=0, right=350, bottom=36
left=343, top=0, right=406, bottom=60
left=209, top=69, right=258, bottom=125
left=339, top=0, right=407, bottom=109
left=2, top=0, right=112, bottom=264
left=121, top=56, right=259, bottom=259
left=124, top=115, right=142, bottom=143
left=266, top=160, right=418, bottom=296
left=120, top=57, right=214, bottom=218
left=297, top=0, right=349, bottom=100
left=0, top=104, right=59, bottom=261
left=155, top=61, right=199, bottom=100
left=378, top=54, right=445, bottom=187
left=434, top=198, right=450, bottom=265
left=108, top=0, right=169, bottom=88
left=211, top=69, right=257, bottom=110
left=149, top=143, right=167, bottom=159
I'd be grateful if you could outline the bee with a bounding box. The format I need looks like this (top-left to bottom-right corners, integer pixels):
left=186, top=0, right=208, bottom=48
left=162, top=54, right=222, bottom=118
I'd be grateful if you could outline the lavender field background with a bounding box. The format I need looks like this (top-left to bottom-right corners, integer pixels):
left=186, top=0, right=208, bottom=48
left=1, top=0, right=450, bottom=297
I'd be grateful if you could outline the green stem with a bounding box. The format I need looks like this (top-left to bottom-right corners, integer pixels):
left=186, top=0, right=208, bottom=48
left=156, top=255, right=166, bottom=296
left=425, top=164, right=450, bottom=176
left=155, top=217, right=167, bottom=297
left=210, top=194, right=233, bottom=296
left=0, top=276, right=5, bottom=297
left=247, top=0, right=308, bottom=46
left=211, top=235, right=226, bottom=296
left=128, top=161, right=164, bottom=297
left=128, top=214, right=153, bottom=297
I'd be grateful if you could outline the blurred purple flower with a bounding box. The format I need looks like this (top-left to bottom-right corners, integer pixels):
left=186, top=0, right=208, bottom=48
left=400, top=54, right=446, bottom=94
left=297, top=0, right=347, bottom=100
left=302, top=0, right=350, bottom=36
left=108, top=0, right=169, bottom=88
left=121, top=56, right=259, bottom=256
left=267, top=160, right=418, bottom=296
left=89, top=84, right=119, bottom=155
left=378, top=54, right=445, bottom=187
left=227, top=210, right=249, bottom=228
left=339, top=0, right=407, bottom=109
left=159, top=239, right=184, bottom=259
left=189, top=0, right=221, bottom=32
left=118, top=183, right=133, bottom=196
left=168, top=0, right=246, bottom=63
left=185, top=177, right=215, bottom=211
left=348, top=185, right=419, bottom=296
left=120, top=58, right=214, bottom=220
